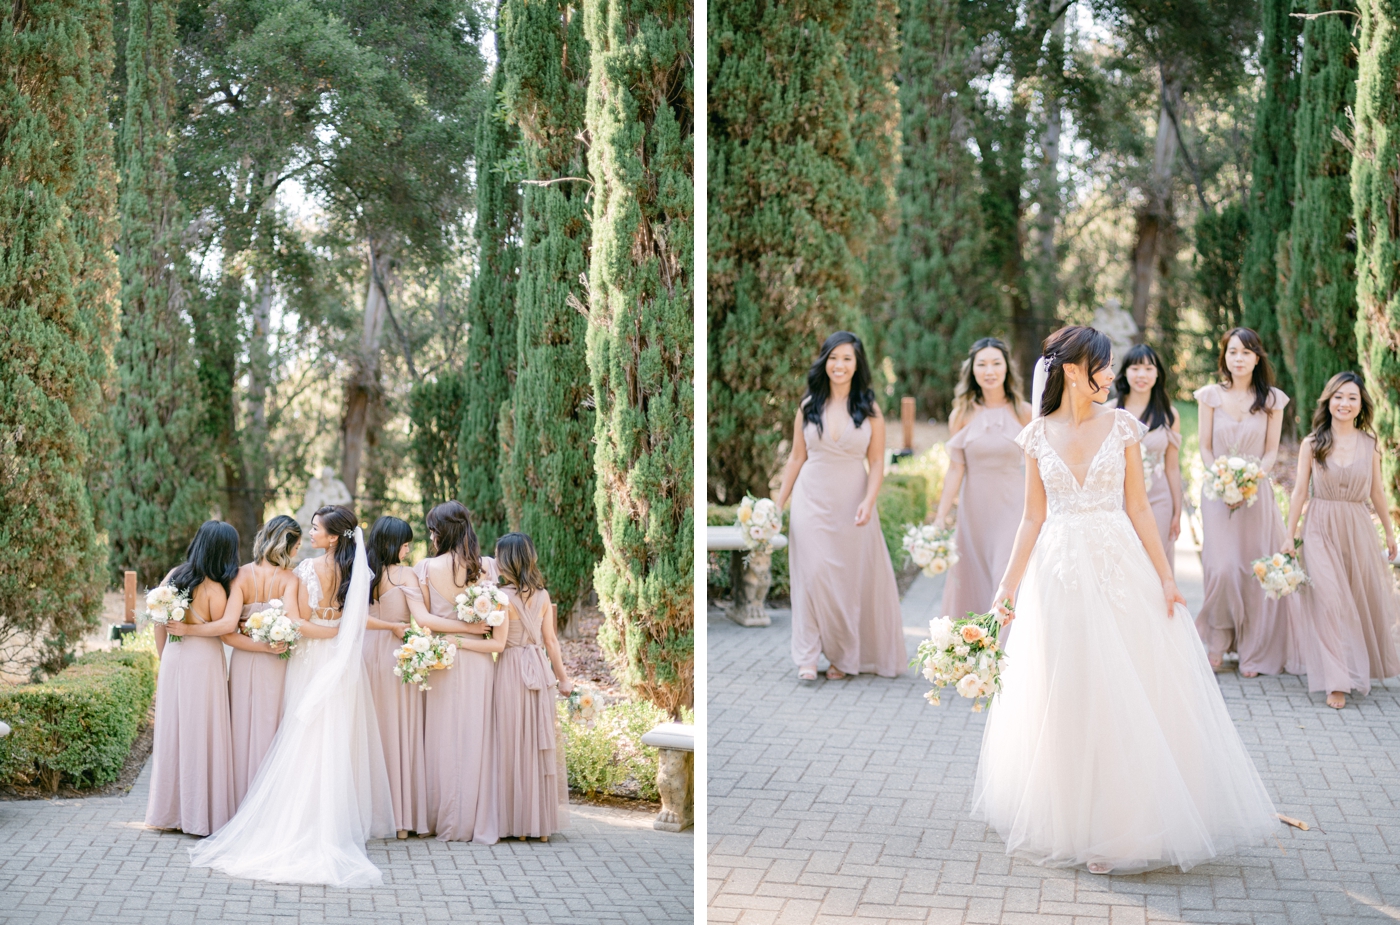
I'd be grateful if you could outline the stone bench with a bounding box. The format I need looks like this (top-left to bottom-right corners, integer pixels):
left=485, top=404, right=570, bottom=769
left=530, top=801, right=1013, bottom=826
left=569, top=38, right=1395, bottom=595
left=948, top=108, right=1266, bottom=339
left=707, top=526, right=787, bottom=627
left=641, top=722, right=694, bottom=832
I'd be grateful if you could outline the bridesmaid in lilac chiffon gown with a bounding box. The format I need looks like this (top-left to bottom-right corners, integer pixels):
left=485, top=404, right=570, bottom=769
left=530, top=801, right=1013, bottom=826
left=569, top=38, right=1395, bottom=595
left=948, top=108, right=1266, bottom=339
left=413, top=501, right=499, bottom=843
left=223, top=515, right=303, bottom=808
left=931, top=338, right=1031, bottom=624
left=1282, top=372, right=1400, bottom=708
left=1114, top=345, right=1183, bottom=570
left=365, top=516, right=433, bottom=837
left=775, top=332, right=905, bottom=681
left=492, top=533, right=573, bottom=839
left=1193, top=328, right=1297, bottom=676
left=145, top=521, right=242, bottom=835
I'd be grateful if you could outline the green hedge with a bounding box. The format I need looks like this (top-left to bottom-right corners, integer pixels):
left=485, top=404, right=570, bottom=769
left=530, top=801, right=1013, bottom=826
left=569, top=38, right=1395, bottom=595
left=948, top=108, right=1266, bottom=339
left=561, top=699, right=694, bottom=802
left=706, top=474, right=929, bottom=601
left=0, top=645, right=157, bottom=792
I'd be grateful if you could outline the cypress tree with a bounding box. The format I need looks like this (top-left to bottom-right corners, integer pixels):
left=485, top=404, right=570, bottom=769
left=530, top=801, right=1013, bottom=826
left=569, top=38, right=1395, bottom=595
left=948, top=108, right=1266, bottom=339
left=708, top=0, right=866, bottom=502
left=888, top=0, right=998, bottom=419
left=499, top=0, right=601, bottom=624
left=457, top=66, right=522, bottom=552
left=584, top=0, right=693, bottom=716
left=1280, top=0, right=1359, bottom=423
left=0, top=0, right=119, bottom=674
left=107, top=0, right=213, bottom=587
left=409, top=373, right=467, bottom=521
left=1240, top=0, right=1301, bottom=398
left=1352, top=0, right=1400, bottom=507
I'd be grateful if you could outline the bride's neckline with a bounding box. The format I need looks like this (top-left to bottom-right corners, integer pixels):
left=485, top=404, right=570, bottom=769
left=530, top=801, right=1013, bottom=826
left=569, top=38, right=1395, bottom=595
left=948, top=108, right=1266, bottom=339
left=1041, top=411, right=1120, bottom=490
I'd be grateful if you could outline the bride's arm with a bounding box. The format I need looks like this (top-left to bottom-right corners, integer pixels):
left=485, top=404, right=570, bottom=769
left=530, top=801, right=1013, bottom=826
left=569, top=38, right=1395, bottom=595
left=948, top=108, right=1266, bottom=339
left=1124, top=446, right=1186, bottom=616
left=990, top=452, right=1048, bottom=622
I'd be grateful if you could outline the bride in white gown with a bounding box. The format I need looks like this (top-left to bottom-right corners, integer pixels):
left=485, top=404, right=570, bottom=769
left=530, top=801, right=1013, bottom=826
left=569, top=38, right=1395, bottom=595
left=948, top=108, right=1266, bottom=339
left=189, top=507, right=394, bottom=887
left=972, top=325, right=1278, bottom=874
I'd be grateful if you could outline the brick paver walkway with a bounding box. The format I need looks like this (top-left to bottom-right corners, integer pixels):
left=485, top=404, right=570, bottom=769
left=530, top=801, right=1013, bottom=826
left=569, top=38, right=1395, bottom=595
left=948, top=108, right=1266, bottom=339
left=0, top=760, right=693, bottom=924
left=708, top=535, right=1400, bottom=924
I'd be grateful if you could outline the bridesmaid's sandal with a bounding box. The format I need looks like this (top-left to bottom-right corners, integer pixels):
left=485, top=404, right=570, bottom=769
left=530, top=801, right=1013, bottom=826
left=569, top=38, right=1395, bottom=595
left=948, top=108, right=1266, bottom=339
left=396, top=830, right=408, bottom=840
left=1327, top=692, right=1346, bottom=709
left=1241, top=670, right=1259, bottom=678
left=826, top=667, right=847, bottom=680
left=798, top=667, right=818, bottom=682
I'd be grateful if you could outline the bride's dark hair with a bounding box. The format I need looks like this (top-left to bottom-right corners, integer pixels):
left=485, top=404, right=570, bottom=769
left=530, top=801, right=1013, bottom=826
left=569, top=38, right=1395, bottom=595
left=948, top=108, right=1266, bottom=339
left=169, top=520, right=240, bottom=597
left=1039, top=325, right=1113, bottom=417
left=801, top=331, right=877, bottom=436
left=314, top=504, right=359, bottom=610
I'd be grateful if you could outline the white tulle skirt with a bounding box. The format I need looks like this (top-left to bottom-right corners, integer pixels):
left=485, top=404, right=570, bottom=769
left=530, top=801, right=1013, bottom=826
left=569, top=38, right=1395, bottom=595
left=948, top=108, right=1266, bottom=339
left=188, top=620, right=395, bottom=887
left=971, top=510, right=1278, bottom=873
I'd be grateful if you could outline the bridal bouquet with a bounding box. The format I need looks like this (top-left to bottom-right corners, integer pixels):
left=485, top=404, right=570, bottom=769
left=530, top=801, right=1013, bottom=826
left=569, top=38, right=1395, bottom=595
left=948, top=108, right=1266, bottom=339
left=393, top=621, right=456, bottom=691
left=1252, top=545, right=1309, bottom=599
left=243, top=600, right=300, bottom=659
left=1202, top=454, right=1264, bottom=511
left=902, top=524, right=958, bottom=577
left=736, top=495, right=782, bottom=552
left=141, top=585, right=192, bottom=641
left=912, top=611, right=1005, bottom=712
left=454, top=582, right=508, bottom=628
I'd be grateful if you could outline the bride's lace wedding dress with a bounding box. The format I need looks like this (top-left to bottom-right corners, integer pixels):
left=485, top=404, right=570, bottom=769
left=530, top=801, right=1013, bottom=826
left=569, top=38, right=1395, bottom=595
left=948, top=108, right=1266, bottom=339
left=189, top=529, right=394, bottom=887
left=971, top=410, right=1278, bottom=873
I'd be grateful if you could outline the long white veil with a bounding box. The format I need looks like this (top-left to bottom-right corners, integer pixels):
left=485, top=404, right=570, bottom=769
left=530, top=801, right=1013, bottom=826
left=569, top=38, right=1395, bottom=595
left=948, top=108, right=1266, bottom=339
left=1030, top=356, right=1050, bottom=418
left=189, top=527, right=393, bottom=887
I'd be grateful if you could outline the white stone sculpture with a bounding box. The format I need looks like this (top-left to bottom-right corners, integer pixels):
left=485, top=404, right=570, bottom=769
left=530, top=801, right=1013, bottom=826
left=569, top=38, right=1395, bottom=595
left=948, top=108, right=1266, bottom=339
left=294, top=466, right=353, bottom=561
left=1092, top=298, right=1139, bottom=366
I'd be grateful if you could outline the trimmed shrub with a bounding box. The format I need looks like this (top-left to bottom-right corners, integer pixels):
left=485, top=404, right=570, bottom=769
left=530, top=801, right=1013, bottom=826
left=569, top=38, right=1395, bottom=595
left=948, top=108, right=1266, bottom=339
left=560, top=698, right=694, bottom=802
left=0, top=647, right=157, bottom=792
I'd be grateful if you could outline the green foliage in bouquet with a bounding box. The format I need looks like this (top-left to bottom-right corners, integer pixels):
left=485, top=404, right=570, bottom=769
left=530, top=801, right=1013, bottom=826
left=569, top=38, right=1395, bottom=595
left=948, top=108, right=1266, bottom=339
left=457, top=65, right=522, bottom=553
left=1279, top=0, right=1359, bottom=428
left=1352, top=0, right=1400, bottom=512
left=0, top=0, right=120, bottom=678
left=0, top=647, right=157, bottom=792
left=499, top=0, right=601, bottom=628
left=584, top=0, right=694, bottom=718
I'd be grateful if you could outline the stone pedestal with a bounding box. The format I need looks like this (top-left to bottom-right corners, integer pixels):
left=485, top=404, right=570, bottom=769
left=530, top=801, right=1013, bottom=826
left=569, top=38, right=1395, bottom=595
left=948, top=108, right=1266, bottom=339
left=706, top=526, right=787, bottom=628
left=641, top=723, right=694, bottom=832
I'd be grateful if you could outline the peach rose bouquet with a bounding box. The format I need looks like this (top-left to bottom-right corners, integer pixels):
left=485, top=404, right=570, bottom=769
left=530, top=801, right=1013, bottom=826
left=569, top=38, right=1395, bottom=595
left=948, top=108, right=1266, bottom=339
left=1202, top=453, right=1264, bottom=512
left=1252, top=544, right=1308, bottom=600
left=901, top=524, right=958, bottom=577
left=912, top=610, right=1005, bottom=712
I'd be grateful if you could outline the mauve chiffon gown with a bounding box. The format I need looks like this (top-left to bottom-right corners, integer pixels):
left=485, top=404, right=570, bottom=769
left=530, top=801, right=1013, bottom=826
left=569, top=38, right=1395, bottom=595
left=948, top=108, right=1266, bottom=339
left=939, top=404, right=1026, bottom=622
left=228, top=594, right=288, bottom=808
left=1193, top=384, right=1298, bottom=674
left=1138, top=421, right=1182, bottom=570
left=364, top=569, right=431, bottom=834
left=496, top=588, right=569, bottom=838
left=416, top=557, right=499, bottom=843
left=1287, top=434, right=1400, bottom=695
left=145, top=585, right=236, bottom=835
left=789, top=403, right=905, bottom=677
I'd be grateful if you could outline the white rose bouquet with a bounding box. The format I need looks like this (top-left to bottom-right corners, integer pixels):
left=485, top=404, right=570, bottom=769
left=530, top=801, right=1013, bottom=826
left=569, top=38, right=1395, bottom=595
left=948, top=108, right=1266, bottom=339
left=242, top=599, right=301, bottom=659
left=1252, top=543, right=1309, bottom=600
left=454, top=582, right=508, bottom=628
left=901, top=524, right=958, bottom=577
left=393, top=620, right=456, bottom=691
left=1202, top=453, right=1264, bottom=512
left=736, top=495, right=782, bottom=552
left=1141, top=445, right=1164, bottom=493
left=912, top=610, right=1006, bottom=712
left=141, top=584, right=192, bottom=641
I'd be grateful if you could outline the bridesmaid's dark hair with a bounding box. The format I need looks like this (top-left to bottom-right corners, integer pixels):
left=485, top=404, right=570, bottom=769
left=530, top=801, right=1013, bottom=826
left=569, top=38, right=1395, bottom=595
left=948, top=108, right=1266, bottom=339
left=1217, top=327, right=1276, bottom=415
left=1039, top=326, right=1113, bottom=417
left=495, top=532, right=546, bottom=597
left=426, top=500, right=481, bottom=585
left=1113, top=344, right=1174, bottom=433
left=251, top=515, right=301, bottom=569
left=1309, top=371, right=1374, bottom=468
left=367, top=516, right=414, bottom=604
left=169, top=520, right=240, bottom=598
left=951, top=336, right=1026, bottom=423
left=314, top=504, right=359, bottom=610
left=801, top=331, right=877, bottom=437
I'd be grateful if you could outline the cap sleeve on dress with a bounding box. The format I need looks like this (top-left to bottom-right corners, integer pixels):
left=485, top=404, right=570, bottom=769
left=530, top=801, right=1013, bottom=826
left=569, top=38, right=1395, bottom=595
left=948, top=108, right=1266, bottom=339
left=1192, top=383, right=1223, bottom=407
left=1013, top=417, right=1043, bottom=458
left=1267, top=387, right=1290, bottom=412
left=945, top=422, right=969, bottom=464
left=1114, top=408, right=1148, bottom=447
left=1164, top=427, right=1183, bottom=449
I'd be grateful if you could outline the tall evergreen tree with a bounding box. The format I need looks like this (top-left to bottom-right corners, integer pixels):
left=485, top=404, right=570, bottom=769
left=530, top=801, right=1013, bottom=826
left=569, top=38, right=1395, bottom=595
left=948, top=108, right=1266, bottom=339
left=1240, top=0, right=1301, bottom=398
left=107, top=0, right=213, bottom=586
left=1280, top=0, right=1359, bottom=423
left=408, top=372, right=466, bottom=520
left=1353, top=0, right=1400, bottom=508
left=0, top=0, right=119, bottom=675
left=457, top=66, right=522, bottom=552
left=584, top=0, right=693, bottom=716
left=499, top=0, right=600, bottom=625
left=888, top=0, right=999, bottom=419
left=707, top=0, right=866, bottom=502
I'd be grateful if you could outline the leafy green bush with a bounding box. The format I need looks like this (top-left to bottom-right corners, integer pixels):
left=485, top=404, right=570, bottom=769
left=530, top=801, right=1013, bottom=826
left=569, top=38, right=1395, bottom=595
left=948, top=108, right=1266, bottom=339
left=0, top=645, right=157, bottom=792
left=878, top=473, right=929, bottom=564
left=561, top=698, right=694, bottom=802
